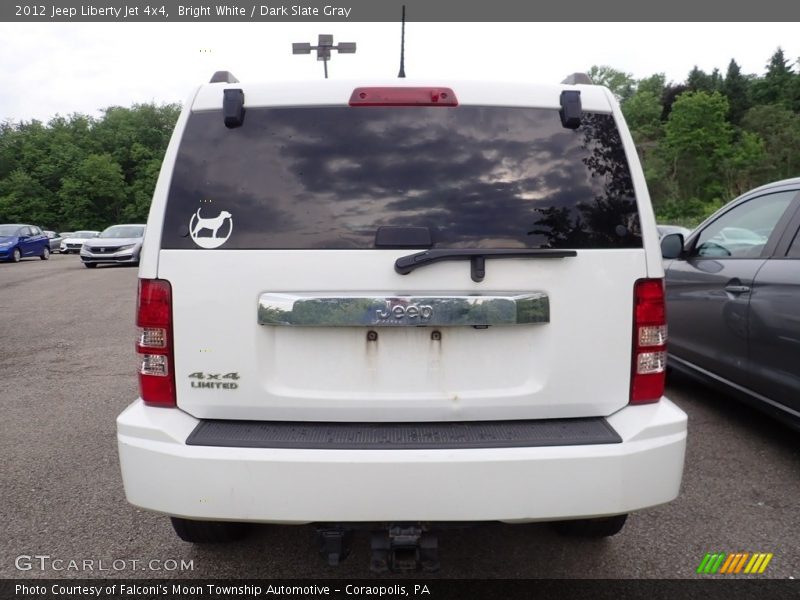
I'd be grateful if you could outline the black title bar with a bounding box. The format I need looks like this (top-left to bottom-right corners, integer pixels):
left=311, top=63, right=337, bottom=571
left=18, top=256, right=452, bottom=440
left=3, top=0, right=800, bottom=22
left=3, top=579, right=799, bottom=600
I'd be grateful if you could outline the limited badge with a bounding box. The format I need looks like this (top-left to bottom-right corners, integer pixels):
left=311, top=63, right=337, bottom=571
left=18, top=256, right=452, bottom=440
left=189, top=207, right=233, bottom=249
left=188, top=372, right=239, bottom=390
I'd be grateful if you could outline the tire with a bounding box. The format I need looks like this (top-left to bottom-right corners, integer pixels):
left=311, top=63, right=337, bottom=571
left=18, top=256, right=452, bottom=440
left=11, top=248, right=21, bottom=263
left=83, top=262, right=97, bottom=268
left=41, top=247, right=50, bottom=260
left=170, top=517, right=250, bottom=543
left=552, top=514, right=628, bottom=538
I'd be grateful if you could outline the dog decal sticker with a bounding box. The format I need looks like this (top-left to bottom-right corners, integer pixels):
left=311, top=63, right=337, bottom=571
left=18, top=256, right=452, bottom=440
left=189, top=208, right=233, bottom=249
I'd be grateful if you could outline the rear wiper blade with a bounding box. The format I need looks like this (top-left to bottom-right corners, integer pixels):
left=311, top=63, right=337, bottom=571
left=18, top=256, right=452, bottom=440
left=395, top=248, right=577, bottom=282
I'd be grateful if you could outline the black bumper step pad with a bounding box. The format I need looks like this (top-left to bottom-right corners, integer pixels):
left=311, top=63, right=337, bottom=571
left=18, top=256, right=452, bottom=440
left=186, top=417, right=622, bottom=450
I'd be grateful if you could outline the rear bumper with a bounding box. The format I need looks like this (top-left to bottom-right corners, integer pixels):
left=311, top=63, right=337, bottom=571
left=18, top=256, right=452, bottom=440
left=117, top=399, right=687, bottom=523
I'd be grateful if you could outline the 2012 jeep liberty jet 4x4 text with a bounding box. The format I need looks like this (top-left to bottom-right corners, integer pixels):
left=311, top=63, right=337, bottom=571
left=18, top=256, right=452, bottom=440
left=117, top=71, right=687, bottom=571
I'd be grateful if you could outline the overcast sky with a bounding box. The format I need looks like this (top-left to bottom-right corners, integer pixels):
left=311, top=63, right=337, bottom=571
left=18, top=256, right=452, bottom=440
left=1, top=22, right=799, bottom=123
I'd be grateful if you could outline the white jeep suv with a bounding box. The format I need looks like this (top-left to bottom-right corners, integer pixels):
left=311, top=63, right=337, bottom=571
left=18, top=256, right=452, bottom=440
left=117, top=72, right=686, bottom=568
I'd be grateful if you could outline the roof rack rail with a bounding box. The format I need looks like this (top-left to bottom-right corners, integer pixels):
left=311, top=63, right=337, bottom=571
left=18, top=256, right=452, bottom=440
left=210, top=71, right=239, bottom=84
left=561, top=73, right=593, bottom=85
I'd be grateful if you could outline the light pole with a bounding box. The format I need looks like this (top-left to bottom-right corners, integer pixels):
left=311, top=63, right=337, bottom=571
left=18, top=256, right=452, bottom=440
left=292, top=34, right=356, bottom=79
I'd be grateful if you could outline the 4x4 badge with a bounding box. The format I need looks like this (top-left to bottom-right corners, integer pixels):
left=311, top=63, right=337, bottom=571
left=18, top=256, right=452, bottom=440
left=189, top=208, right=233, bottom=249
left=188, top=371, right=239, bottom=390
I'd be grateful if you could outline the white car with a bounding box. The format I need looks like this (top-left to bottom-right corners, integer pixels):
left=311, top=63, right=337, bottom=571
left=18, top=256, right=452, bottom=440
left=710, top=226, right=767, bottom=246
left=60, top=230, right=99, bottom=254
left=117, top=72, right=687, bottom=569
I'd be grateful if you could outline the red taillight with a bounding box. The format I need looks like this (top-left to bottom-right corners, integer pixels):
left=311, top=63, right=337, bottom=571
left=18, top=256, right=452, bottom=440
left=630, top=279, right=667, bottom=404
left=136, top=279, right=176, bottom=407
left=349, top=87, right=458, bottom=107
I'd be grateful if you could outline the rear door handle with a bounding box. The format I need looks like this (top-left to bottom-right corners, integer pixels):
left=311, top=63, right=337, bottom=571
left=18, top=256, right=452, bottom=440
left=725, top=284, right=751, bottom=294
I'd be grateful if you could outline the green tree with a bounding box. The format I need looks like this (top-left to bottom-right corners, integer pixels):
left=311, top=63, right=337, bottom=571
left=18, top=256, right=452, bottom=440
left=58, top=153, right=128, bottom=229
left=0, top=120, right=63, bottom=227
left=660, top=91, right=734, bottom=202
left=722, top=130, right=767, bottom=198
left=752, top=48, right=795, bottom=107
left=0, top=104, right=179, bottom=230
left=741, top=104, right=800, bottom=180
left=637, top=73, right=666, bottom=99
left=660, top=84, right=690, bottom=121
left=722, top=59, right=752, bottom=125
left=92, top=103, right=179, bottom=222
left=0, top=122, right=23, bottom=180
left=624, top=73, right=668, bottom=162
left=687, top=66, right=717, bottom=93
left=123, top=156, right=163, bottom=221
left=94, top=104, right=178, bottom=179
left=622, top=91, right=663, bottom=141
left=0, top=168, right=54, bottom=225
left=588, top=65, right=636, bottom=101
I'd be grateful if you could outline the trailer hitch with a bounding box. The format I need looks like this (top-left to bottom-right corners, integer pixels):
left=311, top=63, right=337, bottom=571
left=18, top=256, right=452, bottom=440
left=316, top=526, right=352, bottom=566
left=370, top=524, right=439, bottom=574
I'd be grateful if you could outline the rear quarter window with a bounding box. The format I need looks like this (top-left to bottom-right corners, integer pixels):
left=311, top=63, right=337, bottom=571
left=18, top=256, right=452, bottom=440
left=162, top=105, right=642, bottom=250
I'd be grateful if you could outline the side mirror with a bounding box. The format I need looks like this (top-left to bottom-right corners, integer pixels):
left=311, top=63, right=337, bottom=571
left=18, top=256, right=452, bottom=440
left=661, top=233, right=685, bottom=259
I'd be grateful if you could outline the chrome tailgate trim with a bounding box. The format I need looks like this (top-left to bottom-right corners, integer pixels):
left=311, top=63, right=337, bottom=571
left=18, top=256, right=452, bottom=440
left=257, top=292, right=549, bottom=327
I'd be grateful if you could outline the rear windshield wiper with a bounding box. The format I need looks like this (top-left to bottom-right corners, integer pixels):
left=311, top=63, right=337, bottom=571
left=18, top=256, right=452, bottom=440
left=395, top=248, right=577, bottom=282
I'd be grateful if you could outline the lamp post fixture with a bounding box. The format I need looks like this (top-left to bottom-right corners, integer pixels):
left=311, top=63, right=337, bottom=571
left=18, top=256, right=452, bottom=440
left=292, top=34, right=356, bottom=79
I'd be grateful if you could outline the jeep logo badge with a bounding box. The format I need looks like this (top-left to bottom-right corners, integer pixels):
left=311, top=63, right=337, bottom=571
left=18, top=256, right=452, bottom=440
left=376, top=301, right=434, bottom=321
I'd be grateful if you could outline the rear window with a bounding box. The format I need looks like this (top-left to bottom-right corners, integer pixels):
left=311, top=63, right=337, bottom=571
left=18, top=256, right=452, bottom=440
left=162, top=106, right=642, bottom=250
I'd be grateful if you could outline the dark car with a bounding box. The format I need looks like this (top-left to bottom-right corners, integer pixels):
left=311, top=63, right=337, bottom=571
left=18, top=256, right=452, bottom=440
left=0, top=224, right=51, bottom=262
left=661, top=178, right=800, bottom=430
left=656, top=224, right=691, bottom=240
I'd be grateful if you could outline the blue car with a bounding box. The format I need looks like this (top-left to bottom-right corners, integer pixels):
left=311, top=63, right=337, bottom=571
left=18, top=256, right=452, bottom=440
left=0, top=224, right=51, bottom=262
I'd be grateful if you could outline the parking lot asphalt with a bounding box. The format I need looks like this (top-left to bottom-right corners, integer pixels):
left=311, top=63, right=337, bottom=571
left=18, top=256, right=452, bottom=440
left=1, top=255, right=798, bottom=580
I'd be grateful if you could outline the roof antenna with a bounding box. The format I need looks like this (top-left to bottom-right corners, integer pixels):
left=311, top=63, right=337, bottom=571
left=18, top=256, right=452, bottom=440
left=398, top=5, right=406, bottom=78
